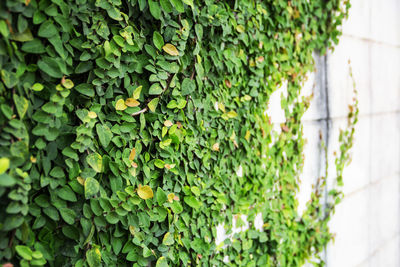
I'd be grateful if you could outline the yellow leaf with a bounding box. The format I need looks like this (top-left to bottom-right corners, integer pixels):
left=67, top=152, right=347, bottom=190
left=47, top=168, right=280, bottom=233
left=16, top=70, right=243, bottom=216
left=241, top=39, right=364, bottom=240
left=227, top=110, right=238, bottom=118
left=212, top=143, right=219, bottom=151
left=133, top=86, right=142, bottom=99
left=77, top=176, right=85, bottom=185
left=88, top=111, right=97, bottom=119
left=218, top=102, right=225, bottom=113
left=162, top=43, right=179, bottom=56
left=164, top=120, right=173, bottom=127
left=245, top=130, right=251, bottom=141
left=243, top=95, right=252, bottom=101
left=125, top=98, right=140, bottom=107
left=129, top=148, right=136, bottom=161
left=236, top=25, right=245, bottom=33
left=62, top=78, right=74, bottom=89
left=167, top=193, right=175, bottom=203
left=129, top=225, right=136, bottom=235
left=115, top=99, right=127, bottom=111
left=137, top=185, right=153, bottom=200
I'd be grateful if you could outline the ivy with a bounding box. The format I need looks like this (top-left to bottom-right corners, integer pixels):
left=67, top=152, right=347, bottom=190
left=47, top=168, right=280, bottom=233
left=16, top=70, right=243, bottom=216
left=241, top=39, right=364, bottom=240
left=0, top=0, right=356, bottom=266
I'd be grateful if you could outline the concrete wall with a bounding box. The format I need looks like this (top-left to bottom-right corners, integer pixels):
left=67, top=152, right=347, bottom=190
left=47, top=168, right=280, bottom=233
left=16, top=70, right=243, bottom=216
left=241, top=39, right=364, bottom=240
left=300, top=0, right=400, bottom=266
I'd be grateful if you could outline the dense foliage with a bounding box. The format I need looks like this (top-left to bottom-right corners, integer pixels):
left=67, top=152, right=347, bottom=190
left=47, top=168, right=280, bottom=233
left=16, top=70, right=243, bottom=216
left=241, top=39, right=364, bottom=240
left=0, top=0, right=356, bottom=266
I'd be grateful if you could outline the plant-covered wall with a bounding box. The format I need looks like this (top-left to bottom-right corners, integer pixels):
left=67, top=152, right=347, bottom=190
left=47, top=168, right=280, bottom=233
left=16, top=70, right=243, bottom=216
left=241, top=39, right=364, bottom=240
left=0, top=0, right=357, bottom=266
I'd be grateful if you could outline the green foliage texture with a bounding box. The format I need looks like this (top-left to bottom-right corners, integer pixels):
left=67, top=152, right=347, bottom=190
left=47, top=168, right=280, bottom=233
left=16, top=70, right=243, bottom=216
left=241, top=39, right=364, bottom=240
left=0, top=0, right=358, bottom=266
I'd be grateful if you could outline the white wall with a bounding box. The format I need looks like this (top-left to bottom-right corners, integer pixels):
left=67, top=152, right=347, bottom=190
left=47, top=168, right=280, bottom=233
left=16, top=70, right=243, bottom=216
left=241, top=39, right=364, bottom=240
left=301, top=0, right=400, bottom=266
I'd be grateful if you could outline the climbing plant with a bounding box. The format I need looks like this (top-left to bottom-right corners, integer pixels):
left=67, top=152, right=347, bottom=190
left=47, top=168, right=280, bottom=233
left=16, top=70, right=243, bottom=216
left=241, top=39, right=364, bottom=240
left=0, top=0, right=357, bottom=266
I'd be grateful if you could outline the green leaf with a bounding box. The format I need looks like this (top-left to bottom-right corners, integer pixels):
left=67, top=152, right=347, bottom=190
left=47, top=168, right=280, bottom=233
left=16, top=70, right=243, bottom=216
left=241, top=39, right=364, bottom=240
left=156, top=256, right=169, bottom=267
left=148, top=0, right=161, bottom=19
left=154, top=159, right=165, bottom=168
left=162, top=232, right=174, bottom=246
left=1, top=70, right=18, bottom=88
left=170, top=201, right=183, bottom=214
left=59, top=207, right=76, bottom=225
left=31, top=83, right=44, bottom=91
left=0, top=157, right=10, bottom=174
left=37, top=57, right=64, bottom=78
left=181, top=78, right=195, bottom=96
left=11, top=28, right=33, bottom=42
left=86, top=153, right=103, bottom=173
left=38, top=20, right=58, bottom=38
left=21, top=39, right=45, bottom=54
left=156, top=188, right=167, bottom=205
left=107, top=7, right=123, bottom=21
left=86, top=246, right=102, bottom=267
left=147, top=98, right=159, bottom=112
left=182, top=0, right=193, bottom=7
left=13, top=95, right=29, bottom=119
left=75, top=83, right=95, bottom=97
left=169, top=0, right=184, bottom=13
left=153, top=31, right=164, bottom=50
left=0, top=173, right=16, bottom=187
left=184, top=196, right=202, bottom=210
left=15, top=246, right=33, bottom=260
left=149, top=83, right=163, bottom=95
left=85, top=177, right=100, bottom=199
left=0, top=20, right=9, bottom=38
left=96, top=124, right=113, bottom=148
left=57, top=186, right=77, bottom=202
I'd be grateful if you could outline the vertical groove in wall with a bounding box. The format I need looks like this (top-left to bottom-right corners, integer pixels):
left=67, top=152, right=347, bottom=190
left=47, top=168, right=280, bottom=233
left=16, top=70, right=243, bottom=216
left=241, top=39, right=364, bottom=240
left=322, top=53, right=331, bottom=266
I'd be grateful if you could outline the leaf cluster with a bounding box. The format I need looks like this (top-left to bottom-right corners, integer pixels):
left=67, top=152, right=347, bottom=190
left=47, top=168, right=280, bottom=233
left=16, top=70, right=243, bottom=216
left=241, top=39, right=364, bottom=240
left=0, top=0, right=353, bottom=266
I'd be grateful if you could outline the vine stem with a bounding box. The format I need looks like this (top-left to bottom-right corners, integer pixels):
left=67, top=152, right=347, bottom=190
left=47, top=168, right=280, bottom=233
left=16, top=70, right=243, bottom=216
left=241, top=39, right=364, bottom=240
left=131, top=107, right=148, bottom=116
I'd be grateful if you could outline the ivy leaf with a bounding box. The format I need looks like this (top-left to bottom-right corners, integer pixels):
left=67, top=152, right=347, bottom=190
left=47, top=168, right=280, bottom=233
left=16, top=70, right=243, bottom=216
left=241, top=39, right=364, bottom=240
left=169, top=0, right=184, bottom=13
left=1, top=70, right=18, bottom=88
left=37, top=57, right=64, bottom=78
left=96, top=124, right=113, bottom=148
left=156, top=256, right=169, bottom=267
left=154, top=159, right=165, bottom=168
left=15, top=245, right=33, bottom=260
left=149, top=83, right=163, bottom=95
left=156, top=188, right=167, bottom=205
left=85, top=177, right=100, bottom=199
left=133, top=86, right=142, bottom=99
left=0, top=20, right=9, bottom=38
left=148, top=0, right=161, bottom=19
left=0, top=157, right=10, bottom=174
left=162, top=44, right=179, bottom=56
left=59, top=207, right=76, bottom=225
left=13, top=95, right=29, bottom=119
left=86, top=153, right=103, bottom=173
left=137, top=185, right=153, bottom=200
left=115, top=99, right=127, bottom=111
left=153, top=31, right=164, bottom=50
left=57, top=186, right=77, bottom=202
left=147, top=98, right=159, bottom=112
left=182, top=0, right=194, bottom=8
left=184, top=196, right=202, bottom=210
left=129, top=148, right=136, bottom=161
left=11, top=28, right=33, bottom=42
left=75, top=83, right=94, bottom=97
left=125, top=98, right=140, bottom=107
left=162, top=232, right=174, bottom=246
left=31, top=83, right=44, bottom=91
left=38, top=20, right=57, bottom=38
left=21, top=39, right=45, bottom=53
left=86, top=246, right=102, bottom=267
left=181, top=78, right=195, bottom=96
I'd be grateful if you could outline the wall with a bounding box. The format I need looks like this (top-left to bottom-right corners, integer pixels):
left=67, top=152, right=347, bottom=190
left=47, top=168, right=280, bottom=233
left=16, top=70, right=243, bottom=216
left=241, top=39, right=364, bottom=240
left=300, top=0, right=400, bottom=266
